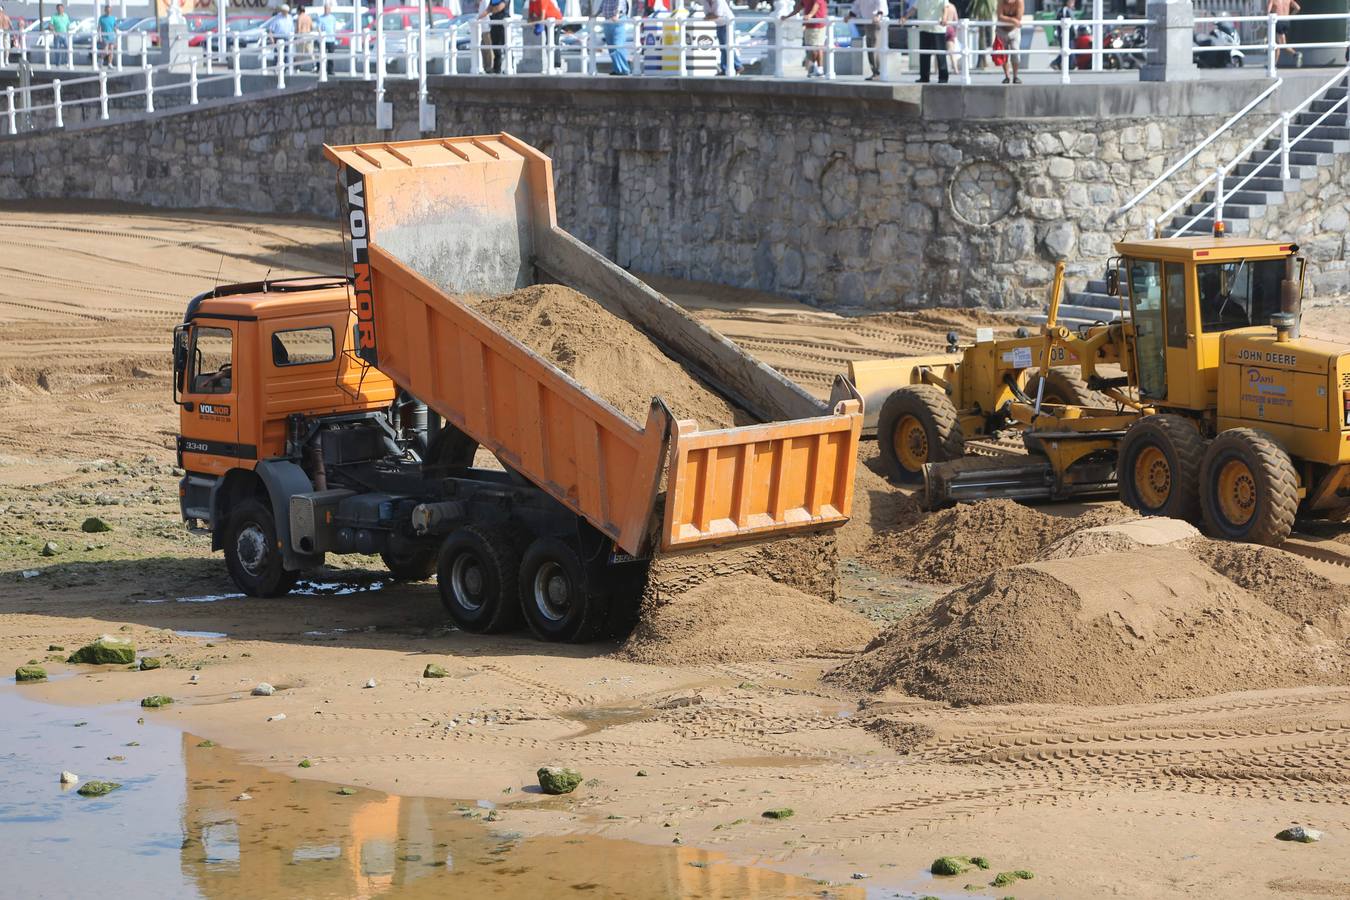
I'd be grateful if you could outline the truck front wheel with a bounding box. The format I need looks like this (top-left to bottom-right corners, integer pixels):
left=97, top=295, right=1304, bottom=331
left=519, top=537, right=608, bottom=644
left=224, top=499, right=299, bottom=597
left=436, top=525, right=521, bottom=633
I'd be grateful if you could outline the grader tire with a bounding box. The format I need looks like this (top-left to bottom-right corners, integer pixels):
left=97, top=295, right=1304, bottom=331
left=1025, top=367, right=1100, bottom=407
left=1199, top=429, right=1299, bottom=546
left=877, top=385, right=965, bottom=485
left=1117, top=414, right=1206, bottom=522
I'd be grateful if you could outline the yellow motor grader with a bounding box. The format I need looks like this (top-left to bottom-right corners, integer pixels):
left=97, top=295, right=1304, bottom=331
left=846, top=234, right=1350, bottom=545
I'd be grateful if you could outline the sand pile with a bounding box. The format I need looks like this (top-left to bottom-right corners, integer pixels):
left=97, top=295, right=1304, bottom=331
left=836, top=443, right=922, bottom=558
left=471, top=284, right=752, bottom=429
left=827, top=546, right=1348, bottom=706
left=860, top=499, right=1127, bottom=585
left=1192, top=540, right=1350, bottom=635
left=616, top=573, right=877, bottom=665
left=1037, top=517, right=1200, bottom=560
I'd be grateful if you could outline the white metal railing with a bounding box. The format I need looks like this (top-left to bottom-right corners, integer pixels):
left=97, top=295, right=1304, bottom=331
left=1114, top=77, right=1283, bottom=226
left=1160, top=63, right=1350, bottom=236
left=7, top=9, right=1350, bottom=138
left=2, top=15, right=1162, bottom=86
left=1194, top=11, right=1350, bottom=78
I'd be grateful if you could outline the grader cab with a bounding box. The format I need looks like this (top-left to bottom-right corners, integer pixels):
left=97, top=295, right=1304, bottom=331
left=856, top=234, right=1350, bottom=545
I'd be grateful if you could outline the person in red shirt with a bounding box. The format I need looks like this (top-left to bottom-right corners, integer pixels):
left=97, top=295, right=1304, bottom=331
left=527, top=0, right=563, bottom=69
left=782, top=0, right=828, bottom=77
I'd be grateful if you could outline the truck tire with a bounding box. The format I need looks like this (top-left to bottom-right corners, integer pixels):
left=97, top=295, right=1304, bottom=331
left=1199, top=429, right=1299, bottom=546
left=380, top=536, right=438, bottom=582
left=223, top=498, right=299, bottom=597
left=877, top=385, right=965, bottom=484
left=436, top=525, right=521, bottom=633
left=1025, top=367, right=1099, bottom=407
left=1117, top=414, right=1206, bottom=521
left=518, top=537, right=608, bottom=644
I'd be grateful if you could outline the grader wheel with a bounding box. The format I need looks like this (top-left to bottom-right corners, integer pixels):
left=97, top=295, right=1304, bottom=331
left=877, top=385, right=965, bottom=484
left=1025, top=367, right=1100, bottom=407
left=1117, top=414, right=1206, bottom=521
left=1199, top=429, right=1299, bottom=545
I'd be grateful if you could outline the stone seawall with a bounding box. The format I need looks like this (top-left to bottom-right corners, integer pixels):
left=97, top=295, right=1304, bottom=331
left=0, top=75, right=1318, bottom=310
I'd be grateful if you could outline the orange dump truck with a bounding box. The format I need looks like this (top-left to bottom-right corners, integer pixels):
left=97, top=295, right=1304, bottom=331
left=175, top=134, right=862, bottom=642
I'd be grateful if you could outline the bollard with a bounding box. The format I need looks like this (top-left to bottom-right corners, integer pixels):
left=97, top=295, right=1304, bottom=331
left=677, top=18, right=687, bottom=76
left=98, top=69, right=108, bottom=119
left=5, top=85, right=15, bottom=134
left=233, top=41, right=242, bottom=96
left=319, top=35, right=328, bottom=82
left=1214, top=168, right=1225, bottom=224
left=144, top=64, right=154, bottom=112
left=277, top=44, right=286, bottom=88
left=824, top=15, right=835, bottom=79
left=53, top=79, right=62, bottom=127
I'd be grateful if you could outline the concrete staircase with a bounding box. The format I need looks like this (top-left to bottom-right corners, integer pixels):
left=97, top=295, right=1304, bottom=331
left=1167, top=77, right=1349, bottom=236
left=1036, top=73, right=1350, bottom=328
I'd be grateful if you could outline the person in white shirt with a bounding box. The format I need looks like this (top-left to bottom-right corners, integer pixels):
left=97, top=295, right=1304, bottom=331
left=846, top=0, right=885, bottom=80
left=904, top=0, right=947, bottom=83
left=702, top=0, right=740, bottom=75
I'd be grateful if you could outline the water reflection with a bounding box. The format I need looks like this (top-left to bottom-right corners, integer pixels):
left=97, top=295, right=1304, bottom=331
left=0, top=688, right=855, bottom=899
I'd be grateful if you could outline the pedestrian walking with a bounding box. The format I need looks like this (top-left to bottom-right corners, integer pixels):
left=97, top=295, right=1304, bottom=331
left=97, top=3, right=117, bottom=65
left=846, top=0, right=886, bottom=81
left=703, top=0, right=741, bottom=75
left=1049, top=0, right=1075, bottom=70
left=1267, top=0, right=1301, bottom=67
left=905, top=0, right=948, bottom=83
left=782, top=0, right=827, bottom=77
left=49, top=3, right=71, bottom=66
left=477, top=0, right=509, bottom=73
left=995, top=0, right=1022, bottom=83
left=599, top=0, right=632, bottom=75
left=317, top=3, right=339, bottom=67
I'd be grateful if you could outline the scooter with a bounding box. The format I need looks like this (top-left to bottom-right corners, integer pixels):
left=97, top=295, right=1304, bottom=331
left=1193, top=19, right=1244, bottom=68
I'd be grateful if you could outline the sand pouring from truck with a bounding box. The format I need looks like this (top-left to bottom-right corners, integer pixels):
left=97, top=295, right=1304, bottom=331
left=847, top=230, right=1350, bottom=545
left=173, top=134, right=862, bottom=642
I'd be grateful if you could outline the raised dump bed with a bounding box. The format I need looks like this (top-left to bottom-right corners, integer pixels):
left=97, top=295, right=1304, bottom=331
left=323, top=134, right=862, bottom=559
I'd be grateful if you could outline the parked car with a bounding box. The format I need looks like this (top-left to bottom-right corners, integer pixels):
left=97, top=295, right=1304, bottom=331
left=370, top=5, right=456, bottom=72
left=188, top=13, right=269, bottom=49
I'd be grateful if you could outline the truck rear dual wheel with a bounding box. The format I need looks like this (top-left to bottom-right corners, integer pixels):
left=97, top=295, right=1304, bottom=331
left=1199, top=429, right=1299, bottom=546
left=436, top=525, right=523, bottom=633
left=223, top=499, right=300, bottom=597
left=518, top=537, right=610, bottom=644
left=877, top=385, right=965, bottom=484
left=1117, top=414, right=1206, bottom=521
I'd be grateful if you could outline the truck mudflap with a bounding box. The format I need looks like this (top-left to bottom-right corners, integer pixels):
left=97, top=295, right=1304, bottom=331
left=661, top=399, right=863, bottom=551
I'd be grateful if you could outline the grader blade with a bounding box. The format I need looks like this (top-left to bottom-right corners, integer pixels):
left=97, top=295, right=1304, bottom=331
left=923, top=457, right=1059, bottom=509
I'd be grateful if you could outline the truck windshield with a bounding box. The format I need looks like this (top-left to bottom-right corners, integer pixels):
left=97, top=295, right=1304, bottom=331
left=1196, top=258, right=1285, bottom=333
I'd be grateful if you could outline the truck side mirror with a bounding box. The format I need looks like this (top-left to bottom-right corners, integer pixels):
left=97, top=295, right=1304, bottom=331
left=1105, top=269, right=1119, bottom=297
left=172, top=324, right=190, bottom=404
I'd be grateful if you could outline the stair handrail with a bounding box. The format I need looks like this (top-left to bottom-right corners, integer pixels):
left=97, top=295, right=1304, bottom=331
left=1167, top=64, right=1350, bottom=237
left=1111, top=78, right=1282, bottom=233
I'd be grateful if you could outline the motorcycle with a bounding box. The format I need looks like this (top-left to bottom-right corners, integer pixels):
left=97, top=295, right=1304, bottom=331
left=1104, top=23, right=1146, bottom=69
left=1193, top=19, right=1244, bottom=68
